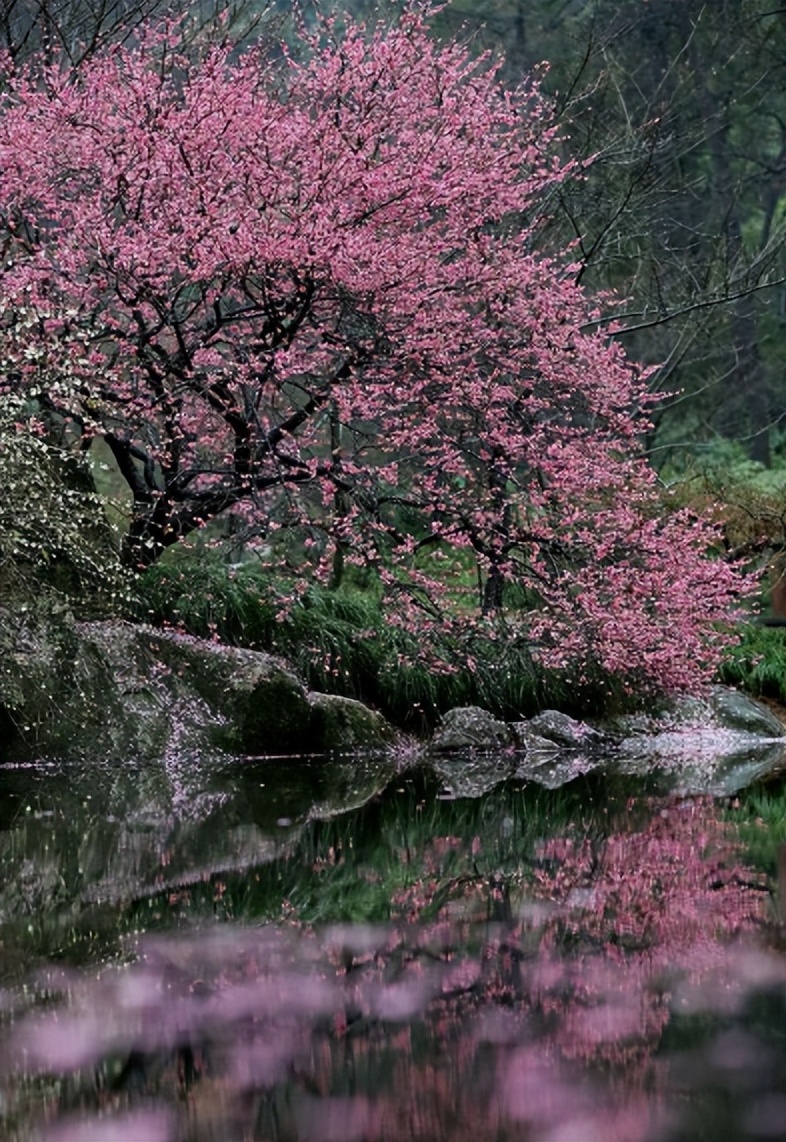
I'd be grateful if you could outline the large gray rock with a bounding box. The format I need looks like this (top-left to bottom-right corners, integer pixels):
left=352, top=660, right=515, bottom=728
left=0, top=601, right=145, bottom=762
left=526, top=709, right=606, bottom=749
left=608, top=684, right=786, bottom=739
left=510, top=723, right=561, bottom=755
left=307, top=692, right=396, bottom=752
left=1, top=615, right=397, bottom=762
left=605, top=685, right=786, bottom=796
left=123, top=624, right=313, bottom=754
left=430, top=706, right=513, bottom=753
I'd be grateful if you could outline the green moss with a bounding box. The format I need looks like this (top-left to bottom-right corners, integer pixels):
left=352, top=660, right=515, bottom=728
left=307, top=692, right=395, bottom=751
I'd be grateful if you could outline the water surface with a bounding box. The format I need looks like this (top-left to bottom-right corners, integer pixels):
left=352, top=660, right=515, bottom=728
left=1, top=750, right=783, bottom=1141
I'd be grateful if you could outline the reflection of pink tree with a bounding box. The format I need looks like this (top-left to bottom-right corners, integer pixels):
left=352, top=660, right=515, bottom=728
left=385, top=795, right=773, bottom=1134
left=497, top=798, right=768, bottom=1063
left=4, top=799, right=778, bottom=1142
left=533, top=796, right=767, bottom=964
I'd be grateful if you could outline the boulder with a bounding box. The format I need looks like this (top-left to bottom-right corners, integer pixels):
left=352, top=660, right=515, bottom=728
left=1, top=615, right=397, bottom=762
left=606, top=685, right=786, bottom=796
left=125, top=625, right=313, bottom=754
left=695, top=685, right=786, bottom=737
left=0, top=600, right=137, bottom=762
left=430, top=706, right=513, bottom=753
left=526, top=709, right=606, bottom=749
left=510, top=723, right=561, bottom=755
left=307, top=692, right=396, bottom=752
left=607, top=684, right=786, bottom=740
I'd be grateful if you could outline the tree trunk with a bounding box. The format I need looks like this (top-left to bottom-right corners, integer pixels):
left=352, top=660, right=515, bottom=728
left=482, top=564, right=506, bottom=614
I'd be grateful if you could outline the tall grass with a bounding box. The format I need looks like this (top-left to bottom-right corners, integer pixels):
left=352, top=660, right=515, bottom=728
left=725, top=786, right=786, bottom=880
left=719, top=623, right=786, bottom=705
left=136, top=552, right=610, bottom=729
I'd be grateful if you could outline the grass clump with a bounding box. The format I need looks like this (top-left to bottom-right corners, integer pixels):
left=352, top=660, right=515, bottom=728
left=718, top=623, right=786, bottom=706
left=726, top=786, right=786, bottom=881
left=136, top=550, right=615, bottom=731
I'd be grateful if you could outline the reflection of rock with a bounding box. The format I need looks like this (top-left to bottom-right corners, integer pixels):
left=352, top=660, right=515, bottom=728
left=306, top=754, right=399, bottom=821
left=0, top=748, right=400, bottom=943
left=513, top=752, right=600, bottom=790
left=1, top=615, right=398, bottom=762
left=433, top=750, right=603, bottom=799
left=427, top=687, right=786, bottom=797
left=432, top=753, right=516, bottom=799
left=613, top=731, right=786, bottom=796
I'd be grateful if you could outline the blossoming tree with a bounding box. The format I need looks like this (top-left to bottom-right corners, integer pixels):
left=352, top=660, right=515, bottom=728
left=0, top=14, right=748, bottom=690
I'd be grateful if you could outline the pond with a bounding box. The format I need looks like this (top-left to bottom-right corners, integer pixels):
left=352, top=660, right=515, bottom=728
left=0, top=747, right=784, bottom=1142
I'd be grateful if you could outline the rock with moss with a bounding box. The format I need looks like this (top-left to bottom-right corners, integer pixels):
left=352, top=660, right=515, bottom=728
left=605, top=684, right=786, bottom=741
left=307, top=692, right=395, bottom=752
left=2, top=613, right=399, bottom=762
left=526, top=709, right=607, bottom=749
left=607, top=685, right=786, bottom=795
left=0, top=594, right=100, bottom=760
left=430, top=706, right=513, bottom=753
left=121, top=625, right=314, bottom=755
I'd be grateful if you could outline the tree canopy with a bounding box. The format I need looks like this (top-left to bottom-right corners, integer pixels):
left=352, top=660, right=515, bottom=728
left=0, top=12, right=749, bottom=691
left=436, top=0, right=786, bottom=468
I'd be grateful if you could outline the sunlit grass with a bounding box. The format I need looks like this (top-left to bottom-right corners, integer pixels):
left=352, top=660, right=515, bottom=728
left=136, top=549, right=608, bottom=727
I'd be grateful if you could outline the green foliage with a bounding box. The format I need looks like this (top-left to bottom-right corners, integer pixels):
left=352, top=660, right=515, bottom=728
left=718, top=624, right=786, bottom=705
left=439, top=0, right=786, bottom=469
left=665, top=456, right=786, bottom=625
left=663, top=452, right=786, bottom=551
left=128, top=771, right=606, bottom=929
left=137, top=549, right=621, bottom=728
left=726, top=786, right=786, bottom=878
left=0, top=396, right=131, bottom=614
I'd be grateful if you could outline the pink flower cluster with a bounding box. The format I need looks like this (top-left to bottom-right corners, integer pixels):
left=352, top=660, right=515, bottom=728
left=0, top=13, right=752, bottom=688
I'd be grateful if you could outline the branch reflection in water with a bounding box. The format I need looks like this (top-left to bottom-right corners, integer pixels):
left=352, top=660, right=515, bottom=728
left=1, top=768, right=784, bottom=1142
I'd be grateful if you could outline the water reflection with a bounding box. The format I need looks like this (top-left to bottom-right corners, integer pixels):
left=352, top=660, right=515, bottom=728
left=0, top=756, right=784, bottom=1141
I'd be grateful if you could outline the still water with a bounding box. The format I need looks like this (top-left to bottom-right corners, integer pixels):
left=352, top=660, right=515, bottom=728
left=0, top=750, right=784, bottom=1142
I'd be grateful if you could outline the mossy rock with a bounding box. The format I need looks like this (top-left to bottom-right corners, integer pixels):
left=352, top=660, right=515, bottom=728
left=2, top=610, right=398, bottom=762
left=131, top=627, right=313, bottom=754
left=430, top=706, right=513, bottom=752
left=307, top=692, right=396, bottom=752
left=2, top=615, right=313, bottom=760
left=0, top=595, right=101, bottom=760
